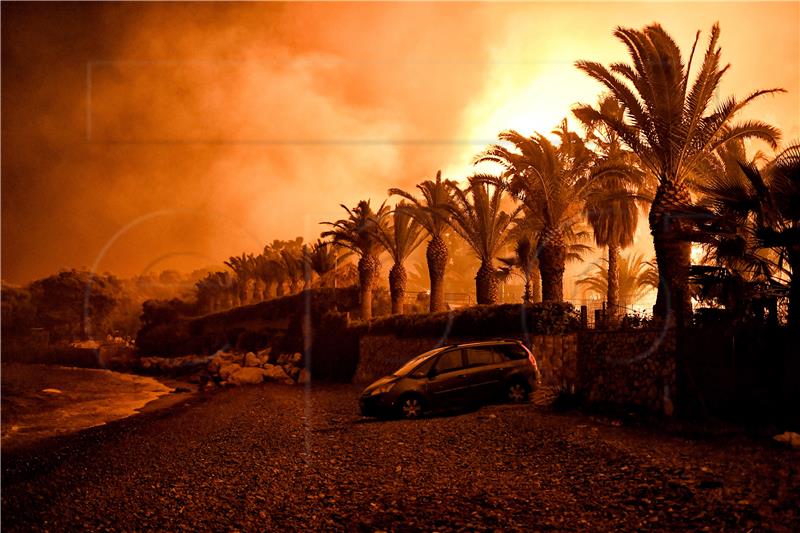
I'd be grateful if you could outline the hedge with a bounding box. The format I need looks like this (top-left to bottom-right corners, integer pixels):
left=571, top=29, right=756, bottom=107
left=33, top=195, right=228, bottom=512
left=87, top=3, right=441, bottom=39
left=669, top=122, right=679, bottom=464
left=353, top=302, right=580, bottom=339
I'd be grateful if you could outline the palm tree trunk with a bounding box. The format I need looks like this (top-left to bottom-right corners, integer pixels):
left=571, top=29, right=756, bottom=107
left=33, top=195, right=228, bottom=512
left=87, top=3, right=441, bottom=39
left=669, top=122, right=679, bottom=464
left=523, top=277, right=532, bottom=304
left=607, top=243, right=621, bottom=323
left=475, top=260, right=499, bottom=305
left=264, top=280, right=275, bottom=299
left=530, top=265, right=542, bottom=303
left=649, top=180, right=693, bottom=326
left=389, top=263, right=407, bottom=315
left=254, top=280, right=266, bottom=302
left=358, top=254, right=381, bottom=320
left=427, top=235, right=448, bottom=312
left=538, top=227, right=565, bottom=302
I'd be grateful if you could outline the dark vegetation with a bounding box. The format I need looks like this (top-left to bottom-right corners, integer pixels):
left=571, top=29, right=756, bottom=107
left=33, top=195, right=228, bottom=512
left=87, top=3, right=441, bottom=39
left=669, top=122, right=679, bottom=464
left=135, top=287, right=359, bottom=358
left=354, top=302, right=580, bottom=338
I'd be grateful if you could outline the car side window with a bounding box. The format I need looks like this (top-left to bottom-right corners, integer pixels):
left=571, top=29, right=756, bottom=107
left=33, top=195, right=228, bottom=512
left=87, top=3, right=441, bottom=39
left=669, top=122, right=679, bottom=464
left=410, top=357, right=436, bottom=378
left=434, top=350, right=464, bottom=374
left=466, top=348, right=497, bottom=367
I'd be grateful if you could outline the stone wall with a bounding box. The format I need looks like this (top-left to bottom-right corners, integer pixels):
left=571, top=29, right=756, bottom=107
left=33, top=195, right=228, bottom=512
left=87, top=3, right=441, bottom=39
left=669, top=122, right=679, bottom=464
left=577, top=329, right=677, bottom=415
left=530, top=334, right=578, bottom=389
left=354, top=329, right=678, bottom=416
left=353, top=335, right=458, bottom=384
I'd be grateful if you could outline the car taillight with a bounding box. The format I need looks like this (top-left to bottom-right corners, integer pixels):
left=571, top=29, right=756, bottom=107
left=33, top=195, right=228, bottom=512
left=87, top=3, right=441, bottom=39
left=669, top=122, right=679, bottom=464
left=520, top=344, right=536, bottom=367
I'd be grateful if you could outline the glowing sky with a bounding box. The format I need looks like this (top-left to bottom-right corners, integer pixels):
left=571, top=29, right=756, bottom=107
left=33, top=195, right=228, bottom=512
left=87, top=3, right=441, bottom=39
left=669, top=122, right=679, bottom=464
left=2, top=2, right=798, bottom=284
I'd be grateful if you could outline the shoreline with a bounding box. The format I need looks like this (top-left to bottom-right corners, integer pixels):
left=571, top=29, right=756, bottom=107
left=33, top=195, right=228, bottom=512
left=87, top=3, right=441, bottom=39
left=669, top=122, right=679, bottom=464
left=1, top=363, right=200, bottom=453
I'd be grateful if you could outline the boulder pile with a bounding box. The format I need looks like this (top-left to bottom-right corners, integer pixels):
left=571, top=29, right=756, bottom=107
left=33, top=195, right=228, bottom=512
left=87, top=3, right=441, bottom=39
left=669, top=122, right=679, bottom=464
left=206, top=348, right=310, bottom=388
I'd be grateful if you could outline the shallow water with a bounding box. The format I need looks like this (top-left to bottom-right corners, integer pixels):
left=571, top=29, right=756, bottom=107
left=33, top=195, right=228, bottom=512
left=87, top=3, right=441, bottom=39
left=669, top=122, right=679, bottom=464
left=1, top=363, right=173, bottom=449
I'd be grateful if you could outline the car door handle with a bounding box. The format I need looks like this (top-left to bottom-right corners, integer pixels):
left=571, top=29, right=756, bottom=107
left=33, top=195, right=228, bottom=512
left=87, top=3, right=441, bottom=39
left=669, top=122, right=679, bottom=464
left=458, top=374, right=467, bottom=378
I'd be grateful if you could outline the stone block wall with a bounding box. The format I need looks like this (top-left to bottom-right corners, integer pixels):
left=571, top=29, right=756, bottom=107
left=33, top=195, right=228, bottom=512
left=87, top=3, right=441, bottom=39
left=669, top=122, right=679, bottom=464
left=353, top=335, right=460, bottom=384
left=531, top=334, right=578, bottom=389
left=577, top=329, right=677, bottom=415
left=354, top=329, right=678, bottom=416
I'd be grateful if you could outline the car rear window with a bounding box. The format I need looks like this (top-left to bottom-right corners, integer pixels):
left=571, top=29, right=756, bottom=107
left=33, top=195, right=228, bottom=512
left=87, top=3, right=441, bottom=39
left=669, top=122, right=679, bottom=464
left=498, top=344, right=529, bottom=360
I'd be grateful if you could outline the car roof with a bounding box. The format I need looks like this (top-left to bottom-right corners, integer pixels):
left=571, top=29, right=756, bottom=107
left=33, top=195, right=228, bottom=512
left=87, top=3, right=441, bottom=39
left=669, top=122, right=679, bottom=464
left=449, top=339, right=522, bottom=349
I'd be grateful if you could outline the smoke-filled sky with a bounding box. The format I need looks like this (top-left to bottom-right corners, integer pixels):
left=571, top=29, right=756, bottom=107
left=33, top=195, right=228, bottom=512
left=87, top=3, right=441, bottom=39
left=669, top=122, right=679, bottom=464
left=2, top=1, right=798, bottom=284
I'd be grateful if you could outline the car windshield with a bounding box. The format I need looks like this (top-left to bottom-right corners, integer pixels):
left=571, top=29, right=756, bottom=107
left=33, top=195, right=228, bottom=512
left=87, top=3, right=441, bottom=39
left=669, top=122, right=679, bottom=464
left=392, top=347, right=447, bottom=376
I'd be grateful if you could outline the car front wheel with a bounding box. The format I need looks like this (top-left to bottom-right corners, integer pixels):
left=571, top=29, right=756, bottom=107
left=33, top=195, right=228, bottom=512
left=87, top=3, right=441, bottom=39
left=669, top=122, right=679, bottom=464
left=398, top=396, right=424, bottom=419
left=506, top=382, right=529, bottom=403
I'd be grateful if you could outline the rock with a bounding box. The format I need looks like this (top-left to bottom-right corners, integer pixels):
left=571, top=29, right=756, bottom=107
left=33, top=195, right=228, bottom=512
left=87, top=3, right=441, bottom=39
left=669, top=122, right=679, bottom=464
left=773, top=431, right=800, bottom=448
left=297, top=369, right=310, bottom=385
left=277, top=353, right=290, bottom=366
left=219, top=363, right=242, bottom=381
left=284, top=365, right=300, bottom=380
left=228, top=367, right=266, bottom=386
left=263, top=364, right=290, bottom=382
left=257, top=347, right=271, bottom=357
left=244, top=352, right=260, bottom=367
left=291, top=352, right=303, bottom=364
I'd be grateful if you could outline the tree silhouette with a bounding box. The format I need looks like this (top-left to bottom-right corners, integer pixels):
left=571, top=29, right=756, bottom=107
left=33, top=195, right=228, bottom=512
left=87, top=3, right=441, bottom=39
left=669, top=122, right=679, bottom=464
left=322, top=200, right=388, bottom=320
left=444, top=176, right=521, bottom=304
left=389, top=170, right=457, bottom=312
left=576, top=22, right=783, bottom=325
left=477, top=120, right=594, bottom=302
left=376, top=203, right=426, bottom=314
left=574, top=94, right=650, bottom=320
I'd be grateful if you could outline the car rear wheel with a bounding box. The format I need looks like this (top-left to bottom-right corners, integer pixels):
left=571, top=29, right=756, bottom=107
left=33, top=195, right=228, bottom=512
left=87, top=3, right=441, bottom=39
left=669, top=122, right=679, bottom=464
left=507, top=381, right=529, bottom=403
left=398, top=395, right=424, bottom=419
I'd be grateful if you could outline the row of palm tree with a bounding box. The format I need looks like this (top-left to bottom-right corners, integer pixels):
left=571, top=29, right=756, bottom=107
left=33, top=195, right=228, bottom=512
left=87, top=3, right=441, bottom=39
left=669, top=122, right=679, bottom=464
left=576, top=253, right=660, bottom=311
left=195, top=238, right=351, bottom=314
left=195, top=22, right=798, bottom=327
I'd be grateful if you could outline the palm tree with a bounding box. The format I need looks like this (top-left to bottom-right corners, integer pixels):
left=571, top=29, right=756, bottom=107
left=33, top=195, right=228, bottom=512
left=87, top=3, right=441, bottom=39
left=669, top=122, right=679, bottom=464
left=224, top=253, right=256, bottom=305
left=304, top=239, right=350, bottom=288
left=376, top=204, right=426, bottom=314
left=195, top=270, right=236, bottom=311
left=262, top=242, right=288, bottom=297
left=252, top=253, right=275, bottom=300
left=766, top=142, right=800, bottom=325
left=574, top=94, right=649, bottom=319
left=696, top=140, right=800, bottom=324
left=499, top=216, right=592, bottom=304
left=476, top=120, right=594, bottom=302
left=498, top=235, right=540, bottom=304
left=196, top=272, right=224, bottom=313
left=444, top=176, right=521, bottom=304
left=575, top=22, right=783, bottom=325
left=389, top=170, right=457, bottom=312
left=321, top=200, right=388, bottom=320
left=577, top=252, right=659, bottom=310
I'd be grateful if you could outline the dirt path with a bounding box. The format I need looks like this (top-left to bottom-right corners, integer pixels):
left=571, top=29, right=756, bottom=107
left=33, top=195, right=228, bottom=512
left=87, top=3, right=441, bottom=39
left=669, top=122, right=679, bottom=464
left=2, top=384, right=798, bottom=531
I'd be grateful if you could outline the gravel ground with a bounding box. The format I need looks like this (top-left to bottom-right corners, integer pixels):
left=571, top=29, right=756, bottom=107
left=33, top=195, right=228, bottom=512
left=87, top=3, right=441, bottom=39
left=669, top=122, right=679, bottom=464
left=2, top=384, right=798, bottom=531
